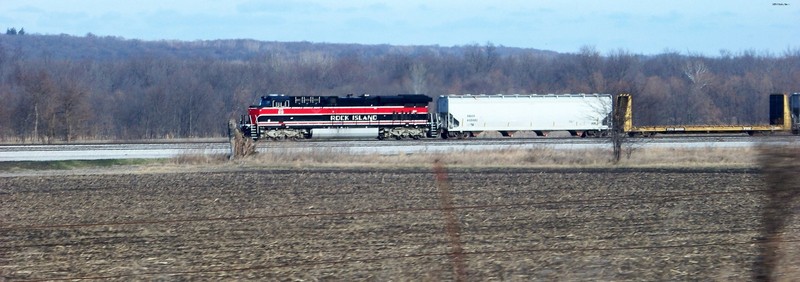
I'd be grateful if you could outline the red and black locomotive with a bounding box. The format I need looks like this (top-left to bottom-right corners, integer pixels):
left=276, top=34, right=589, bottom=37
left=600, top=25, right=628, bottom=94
left=240, top=93, right=433, bottom=140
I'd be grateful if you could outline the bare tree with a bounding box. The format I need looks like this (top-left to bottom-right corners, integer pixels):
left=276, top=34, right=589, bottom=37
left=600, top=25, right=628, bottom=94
left=15, top=67, right=57, bottom=142
left=58, top=79, right=90, bottom=141
left=409, top=61, right=427, bottom=94
left=575, top=45, right=603, bottom=92
left=684, top=60, right=711, bottom=88
left=464, top=42, right=498, bottom=75
left=683, top=59, right=722, bottom=123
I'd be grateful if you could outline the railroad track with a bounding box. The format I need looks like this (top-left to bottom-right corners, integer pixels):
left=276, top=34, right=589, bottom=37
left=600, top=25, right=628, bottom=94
left=0, top=135, right=796, bottom=161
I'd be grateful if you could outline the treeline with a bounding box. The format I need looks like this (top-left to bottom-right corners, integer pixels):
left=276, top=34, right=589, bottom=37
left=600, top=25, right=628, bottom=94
left=0, top=34, right=798, bottom=142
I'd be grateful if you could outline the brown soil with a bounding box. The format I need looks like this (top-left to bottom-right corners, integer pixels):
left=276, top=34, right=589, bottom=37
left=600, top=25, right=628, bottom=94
left=1, top=166, right=797, bottom=281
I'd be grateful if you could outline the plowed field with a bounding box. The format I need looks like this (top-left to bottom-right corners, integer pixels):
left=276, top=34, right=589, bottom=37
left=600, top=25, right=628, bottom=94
left=1, top=167, right=797, bottom=280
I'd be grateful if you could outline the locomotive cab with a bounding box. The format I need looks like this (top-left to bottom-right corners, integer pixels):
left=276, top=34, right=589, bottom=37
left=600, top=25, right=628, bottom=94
left=258, top=94, right=291, bottom=107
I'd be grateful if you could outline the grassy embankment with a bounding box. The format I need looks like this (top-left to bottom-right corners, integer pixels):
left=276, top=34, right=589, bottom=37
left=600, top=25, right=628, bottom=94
left=175, top=146, right=759, bottom=169
left=0, top=159, right=158, bottom=171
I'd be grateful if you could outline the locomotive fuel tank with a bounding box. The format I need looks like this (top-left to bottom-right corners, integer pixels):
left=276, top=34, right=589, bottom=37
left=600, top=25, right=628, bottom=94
left=310, top=128, right=380, bottom=139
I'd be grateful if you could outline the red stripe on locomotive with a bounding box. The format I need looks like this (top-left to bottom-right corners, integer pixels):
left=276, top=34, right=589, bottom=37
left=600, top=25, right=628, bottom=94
left=247, top=106, right=430, bottom=124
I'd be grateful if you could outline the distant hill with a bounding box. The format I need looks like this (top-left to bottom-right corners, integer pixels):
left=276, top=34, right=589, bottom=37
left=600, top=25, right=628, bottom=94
left=0, top=33, right=559, bottom=62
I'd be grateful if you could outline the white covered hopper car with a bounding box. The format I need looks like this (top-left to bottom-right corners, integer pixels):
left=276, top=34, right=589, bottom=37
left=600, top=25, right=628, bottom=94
left=435, top=94, right=613, bottom=138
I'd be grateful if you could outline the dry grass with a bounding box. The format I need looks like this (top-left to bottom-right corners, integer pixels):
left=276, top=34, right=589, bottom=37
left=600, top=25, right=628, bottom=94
left=0, top=146, right=753, bottom=176
left=97, top=145, right=761, bottom=176
left=225, top=146, right=758, bottom=169
left=171, top=152, right=229, bottom=164
left=620, top=146, right=757, bottom=167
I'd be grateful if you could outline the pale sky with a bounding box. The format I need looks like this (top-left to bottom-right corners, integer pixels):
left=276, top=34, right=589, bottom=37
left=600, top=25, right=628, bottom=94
left=1, top=0, right=797, bottom=55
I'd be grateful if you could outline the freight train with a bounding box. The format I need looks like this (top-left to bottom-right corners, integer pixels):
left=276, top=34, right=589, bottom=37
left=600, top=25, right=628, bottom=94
left=239, top=93, right=613, bottom=140
left=239, top=92, right=800, bottom=140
